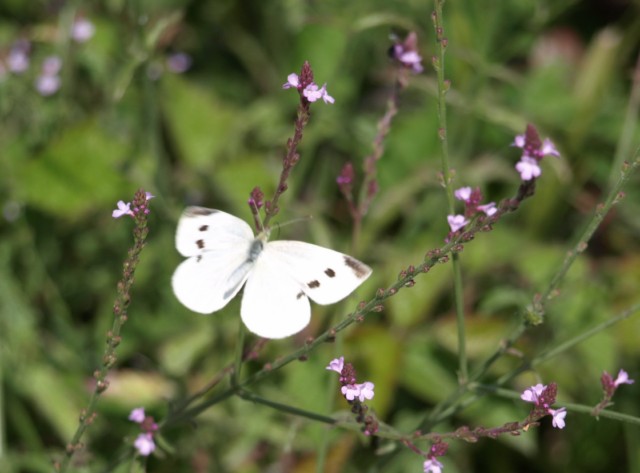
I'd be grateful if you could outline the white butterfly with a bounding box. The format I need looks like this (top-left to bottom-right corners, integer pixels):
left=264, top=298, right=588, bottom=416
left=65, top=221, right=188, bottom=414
left=172, top=207, right=372, bottom=339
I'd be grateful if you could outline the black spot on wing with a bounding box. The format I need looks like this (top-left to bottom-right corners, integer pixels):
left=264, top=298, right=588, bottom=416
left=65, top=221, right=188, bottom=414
left=307, top=280, right=320, bottom=289
left=196, top=239, right=205, bottom=249
left=343, top=256, right=370, bottom=279
left=196, top=255, right=202, bottom=262
left=325, top=268, right=336, bottom=278
left=199, top=225, right=209, bottom=231
left=296, top=291, right=305, bottom=300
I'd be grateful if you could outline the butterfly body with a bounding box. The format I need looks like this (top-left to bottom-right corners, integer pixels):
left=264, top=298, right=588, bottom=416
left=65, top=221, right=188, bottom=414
left=172, top=207, right=372, bottom=338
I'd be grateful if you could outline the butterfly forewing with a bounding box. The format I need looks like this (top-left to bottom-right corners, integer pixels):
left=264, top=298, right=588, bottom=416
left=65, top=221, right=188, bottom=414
left=175, top=207, right=254, bottom=257
left=172, top=207, right=256, bottom=313
left=264, top=241, right=372, bottom=305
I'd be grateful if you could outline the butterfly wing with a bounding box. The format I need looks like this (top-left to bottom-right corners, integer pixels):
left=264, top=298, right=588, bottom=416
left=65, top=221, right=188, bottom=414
left=265, top=241, right=372, bottom=305
left=240, top=241, right=371, bottom=338
left=172, top=207, right=256, bottom=314
left=240, top=251, right=311, bottom=339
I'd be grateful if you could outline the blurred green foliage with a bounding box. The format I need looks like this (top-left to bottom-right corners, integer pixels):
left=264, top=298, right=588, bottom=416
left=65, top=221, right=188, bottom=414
left=1, top=0, right=639, bottom=472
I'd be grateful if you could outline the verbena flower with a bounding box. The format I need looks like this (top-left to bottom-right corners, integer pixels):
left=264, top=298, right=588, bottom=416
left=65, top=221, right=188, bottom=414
left=356, top=381, right=375, bottom=401
left=477, top=202, right=497, bottom=216
left=302, top=83, right=334, bottom=104
left=454, top=187, right=472, bottom=202
left=326, top=356, right=344, bottom=373
left=71, top=18, right=95, bottom=43
left=166, top=52, right=192, bottom=73
left=515, top=156, right=541, bottom=181
left=113, top=193, right=154, bottom=218
left=614, top=369, right=634, bottom=387
left=283, top=72, right=334, bottom=104
left=129, top=407, right=158, bottom=456
left=520, top=383, right=546, bottom=404
left=447, top=214, right=468, bottom=233
left=112, top=201, right=134, bottom=218
left=133, top=432, right=156, bottom=456
left=282, top=73, right=300, bottom=89
left=390, top=31, right=424, bottom=73
left=513, top=124, right=559, bottom=181
left=521, top=383, right=567, bottom=429
left=8, top=40, right=30, bottom=73
left=549, top=407, right=567, bottom=429
left=423, top=458, right=444, bottom=473
left=128, top=407, right=146, bottom=423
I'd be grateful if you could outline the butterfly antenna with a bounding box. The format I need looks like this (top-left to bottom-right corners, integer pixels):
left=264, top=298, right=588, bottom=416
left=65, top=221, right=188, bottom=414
left=272, top=215, right=313, bottom=238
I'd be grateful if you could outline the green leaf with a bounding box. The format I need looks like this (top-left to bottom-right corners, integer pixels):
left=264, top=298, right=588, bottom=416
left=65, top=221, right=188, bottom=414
left=162, top=75, right=238, bottom=168
left=16, top=120, right=129, bottom=217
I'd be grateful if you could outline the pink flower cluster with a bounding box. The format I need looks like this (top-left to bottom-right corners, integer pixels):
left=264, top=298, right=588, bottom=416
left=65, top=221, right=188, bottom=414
left=112, top=192, right=154, bottom=218
left=423, top=442, right=448, bottom=473
left=389, top=31, right=424, bottom=74
left=326, top=357, right=375, bottom=403
left=326, top=357, right=378, bottom=435
left=128, top=407, right=158, bottom=456
left=283, top=72, right=335, bottom=104
left=446, top=186, right=497, bottom=234
left=520, top=383, right=567, bottom=429
left=513, top=124, right=560, bottom=181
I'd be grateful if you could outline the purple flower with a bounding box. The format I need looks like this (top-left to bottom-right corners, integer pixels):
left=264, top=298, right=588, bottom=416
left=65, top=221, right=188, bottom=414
left=8, top=41, right=30, bottom=73
left=283, top=71, right=334, bottom=104
left=520, top=383, right=546, bottom=403
left=512, top=124, right=560, bottom=181
left=166, top=52, right=192, bottom=73
left=42, top=56, right=62, bottom=76
left=282, top=73, right=300, bottom=89
left=356, top=381, right=375, bottom=401
left=36, top=75, right=61, bottom=96
left=112, top=201, right=134, bottom=218
left=549, top=407, right=567, bottom=429
left=447, top=214, right=468, bottom=233
left=340, top=382, right=375, bottom=402
left=134, top=432, right=156, bottom=456
left=423, top=458, right=444, bottom=473
left=129, top=407, right=146, bottom=423
left=614, top=369, right=634, bottom=387
left=303, top=83, right=334, bottom=104
left=326, top=357, right=344, bottom=374
left=72, top=18, right=95, bottom=43
left=341, top=384, right=361, bottom=401
left=515, top=156, right=541, bottom=181
left=454, top=186, right=472, bottom=202
left=390, top=32, right=423, bottom=73
left=477, top=202, right=497, bottom=216
left=541, top=138, right=560, bottom=158
left=36, top=56, right=63, bottom=96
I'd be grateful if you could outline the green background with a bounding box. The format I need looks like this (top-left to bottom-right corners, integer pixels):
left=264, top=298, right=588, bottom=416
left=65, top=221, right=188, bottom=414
left=1, top=0, right=639, bottom=472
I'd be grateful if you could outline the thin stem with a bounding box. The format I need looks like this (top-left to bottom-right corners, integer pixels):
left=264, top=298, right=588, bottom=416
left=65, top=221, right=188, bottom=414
left=538, top=155, right=639, bottom=313
left=432, top=0, right=468, bottom=383
left=609, top=51, right=640, bottom=186
left=58, top=190, right=150, bottom=472
left=238, top=390, right=337, bottom=425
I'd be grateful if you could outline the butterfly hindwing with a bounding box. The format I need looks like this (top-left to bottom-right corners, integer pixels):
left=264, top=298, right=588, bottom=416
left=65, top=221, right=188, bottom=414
left=264, top=241, right=372, bottom=305
left=241, top=250, right=311, bottom=339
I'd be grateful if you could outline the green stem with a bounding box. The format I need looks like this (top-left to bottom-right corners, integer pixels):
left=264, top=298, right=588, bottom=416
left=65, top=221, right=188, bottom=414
left=58, top=191, right=150, bottom=472
left=433, top=0, right=468, bottom=383
left=238, top=390, right=337, bottom=425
